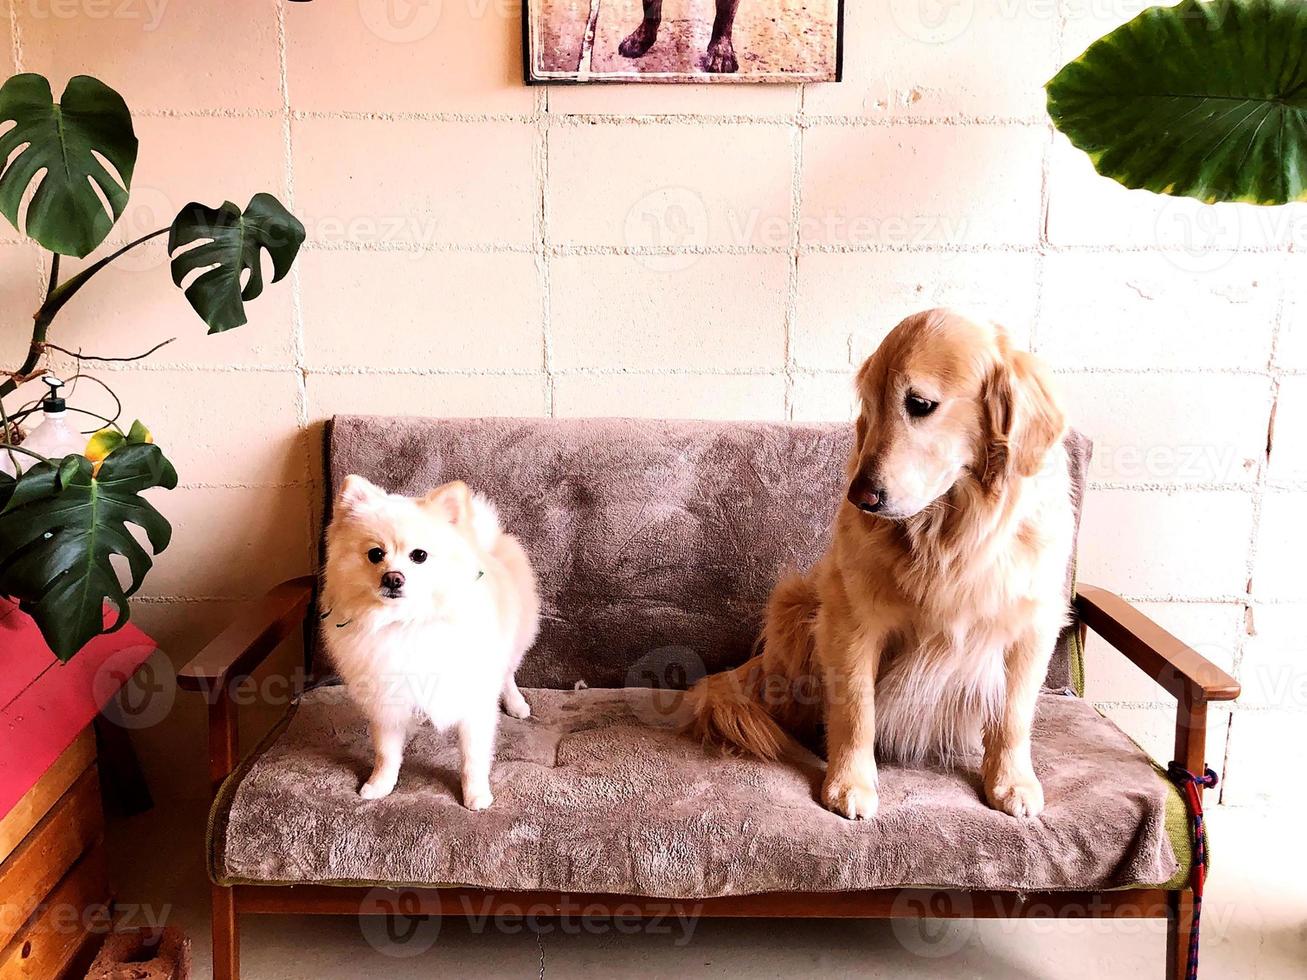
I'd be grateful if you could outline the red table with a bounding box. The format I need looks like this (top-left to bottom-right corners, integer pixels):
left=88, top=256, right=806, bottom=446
left=0, top=598, right=156, bottom=822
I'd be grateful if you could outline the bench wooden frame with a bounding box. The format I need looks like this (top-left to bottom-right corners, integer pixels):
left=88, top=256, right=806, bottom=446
left=180, top=576, right=1240, bottom=980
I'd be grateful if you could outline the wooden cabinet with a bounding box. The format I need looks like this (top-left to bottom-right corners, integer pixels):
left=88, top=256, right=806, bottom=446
left=0, top=731, right=108, bottom=979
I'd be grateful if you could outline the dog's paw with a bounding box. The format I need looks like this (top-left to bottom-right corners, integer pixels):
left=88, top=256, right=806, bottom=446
left=463, top=783, right=494, bottom=811
left=359, top=774, right=397, bottom=800
left=821, top=770, right=879, bottom=821
left=705, top=37, right=739, bottom=73
left=619, top=22, right=659, bottom=59
left=984, top=770, right=1045, bottom=819
left=503, top=695, right=531, bottom=720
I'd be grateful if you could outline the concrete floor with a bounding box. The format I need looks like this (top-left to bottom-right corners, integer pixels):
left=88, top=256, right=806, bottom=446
left=106, top=802, right=1303, bottom=978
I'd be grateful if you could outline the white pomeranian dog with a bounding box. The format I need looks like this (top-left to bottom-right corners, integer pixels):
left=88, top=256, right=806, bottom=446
left=322, top=475, right=539, bottom=811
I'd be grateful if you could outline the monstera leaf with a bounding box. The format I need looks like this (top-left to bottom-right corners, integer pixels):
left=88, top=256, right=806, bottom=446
left=168, top=194, right=306, bottom=333
left=0, top=443, right=177, bottom=660
left=1047, top=0, right=1307, bottom=204
left=0, top=73, right=138, bottom=257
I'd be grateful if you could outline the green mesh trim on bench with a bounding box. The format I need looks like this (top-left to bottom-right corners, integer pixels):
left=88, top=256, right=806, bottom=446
left=1068, top=559, right=1086, bottom=698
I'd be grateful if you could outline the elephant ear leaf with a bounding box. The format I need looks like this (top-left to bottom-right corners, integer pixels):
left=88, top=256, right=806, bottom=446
left=0, top=73, right=138, bottom=257
left=1046, top=0, right=1307, bottom=205
left=0, top=444, right=177, bottom=661
left=168, top=193, right=306, bottom=334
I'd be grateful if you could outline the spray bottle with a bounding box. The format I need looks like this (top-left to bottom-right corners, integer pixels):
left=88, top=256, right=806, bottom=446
left=0, top=377, right=85, bottom=477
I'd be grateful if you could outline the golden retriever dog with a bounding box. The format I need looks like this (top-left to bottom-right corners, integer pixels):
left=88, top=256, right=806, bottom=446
left=687, top=308, right=1074, bottom=820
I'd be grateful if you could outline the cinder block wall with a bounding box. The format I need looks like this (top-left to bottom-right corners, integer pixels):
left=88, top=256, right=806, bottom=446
left=2, top=2, right=1302, bottom=806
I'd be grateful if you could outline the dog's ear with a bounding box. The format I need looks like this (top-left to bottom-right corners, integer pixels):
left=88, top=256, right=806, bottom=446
left=421, top=480, right=473, bottom=526
left=982, top=347, right=1065, bottom=484
left=852, top=354, right=876, bottom=457
left=338, top=474, right=385, bottom=513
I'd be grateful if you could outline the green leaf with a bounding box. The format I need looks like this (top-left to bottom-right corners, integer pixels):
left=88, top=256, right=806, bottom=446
left=168, top=193, right=306, bottom=333
left=1046, top=0, right=1307, bottom=205
left=125, top=419, right=152, bottom=444
left=0, top=445, right=177, bottom=660
left=0, top=73, right=138, bottom=257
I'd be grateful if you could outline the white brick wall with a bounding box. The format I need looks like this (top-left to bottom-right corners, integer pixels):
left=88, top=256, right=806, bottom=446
left=3, top=2, right=1301, bottom=806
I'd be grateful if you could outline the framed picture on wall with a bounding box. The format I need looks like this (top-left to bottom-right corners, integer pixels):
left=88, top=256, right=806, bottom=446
left=524, top=1, right=844, bottom=83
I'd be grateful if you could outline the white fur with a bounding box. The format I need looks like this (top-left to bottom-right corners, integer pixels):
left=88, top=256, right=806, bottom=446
left=322, top=477, right=540, bottom=811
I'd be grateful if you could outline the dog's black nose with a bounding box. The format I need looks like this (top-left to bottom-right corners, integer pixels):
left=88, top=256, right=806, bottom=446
left=380, top=570, right=405, bottom=592
left=847, top=476, right=887, bottom=514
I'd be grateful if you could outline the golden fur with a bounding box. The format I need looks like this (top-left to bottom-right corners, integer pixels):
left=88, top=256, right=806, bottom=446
left=687, top=309, right=1074, bottom=820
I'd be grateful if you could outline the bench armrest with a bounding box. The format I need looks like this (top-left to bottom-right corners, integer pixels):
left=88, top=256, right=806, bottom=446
left=1073, top=583, right=1240, bottom=703
left=177, top=576, right=315, bottom=695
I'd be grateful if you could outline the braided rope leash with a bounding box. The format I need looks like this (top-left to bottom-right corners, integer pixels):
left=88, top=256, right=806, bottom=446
left=1166, top=762, right=1219, bottom=980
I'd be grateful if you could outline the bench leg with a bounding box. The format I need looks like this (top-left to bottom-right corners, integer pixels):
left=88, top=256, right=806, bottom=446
left=1165, top=889, right=1195, bottom=980
left=213, top=883, right=240, bottom=980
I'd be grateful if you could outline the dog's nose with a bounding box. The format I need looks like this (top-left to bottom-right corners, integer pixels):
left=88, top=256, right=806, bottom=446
left=847, top=475, right=887, bottom=514
left=380, top=570, right=405, bottom=592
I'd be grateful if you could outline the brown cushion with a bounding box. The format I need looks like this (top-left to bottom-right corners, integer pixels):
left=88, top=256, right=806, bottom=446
left=322, top=417, right=1092, bottom=690
left=210, top=685, right=1179, bottom=895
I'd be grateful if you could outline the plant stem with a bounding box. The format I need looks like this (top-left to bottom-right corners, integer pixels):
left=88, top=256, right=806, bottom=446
left=43, top=337, right=177, bottom=364
left=0, top=394, right=20, bottom=472
left=2, top=229, right=169, bottom=401
left=39, top=228, right=169, bottom=325
left=1, top=253, right=61, bottom=401
left=0, top=442, right=52, bottom=465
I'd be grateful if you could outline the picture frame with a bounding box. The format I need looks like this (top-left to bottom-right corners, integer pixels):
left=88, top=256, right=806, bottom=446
left=523, top=0, right=845, bottom=85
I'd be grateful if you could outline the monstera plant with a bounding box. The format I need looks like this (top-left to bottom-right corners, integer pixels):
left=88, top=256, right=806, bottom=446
left=1047, top=0, right=1307, bottom=204
left=0, top=73, right=305, bottom=660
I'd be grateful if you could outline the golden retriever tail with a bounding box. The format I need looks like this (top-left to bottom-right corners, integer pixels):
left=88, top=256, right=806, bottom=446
left=685, top=572, right=821, bottom=762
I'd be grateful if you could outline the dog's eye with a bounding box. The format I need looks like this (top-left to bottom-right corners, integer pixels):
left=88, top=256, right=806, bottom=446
left=409, top=549, right=428, bottom=565
left=367, top=547, right=385, bottom=565
left=905, top=393, right=939, bottom=419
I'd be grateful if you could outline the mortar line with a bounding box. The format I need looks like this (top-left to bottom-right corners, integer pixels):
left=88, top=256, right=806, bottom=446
left=136, top=107, right=281, bottom=119
left=275, top=1, right=317, bottom=575
left=1232, top=254, right=1289, bottom=696
left=783, top=84, right=806, bottom=420
left=288, top=239, right=1294, bottom=258
left=7, top=0, right=20, bottom=71
left=536, top=85, right=555, bottom=416
left=278, top=109, right=1041, bottom=127
left=1029, top=1, right=1066, bottom=355
left=5, top=1, right=44, bottom=330
left=69, top=361, right=1280, bottom=380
